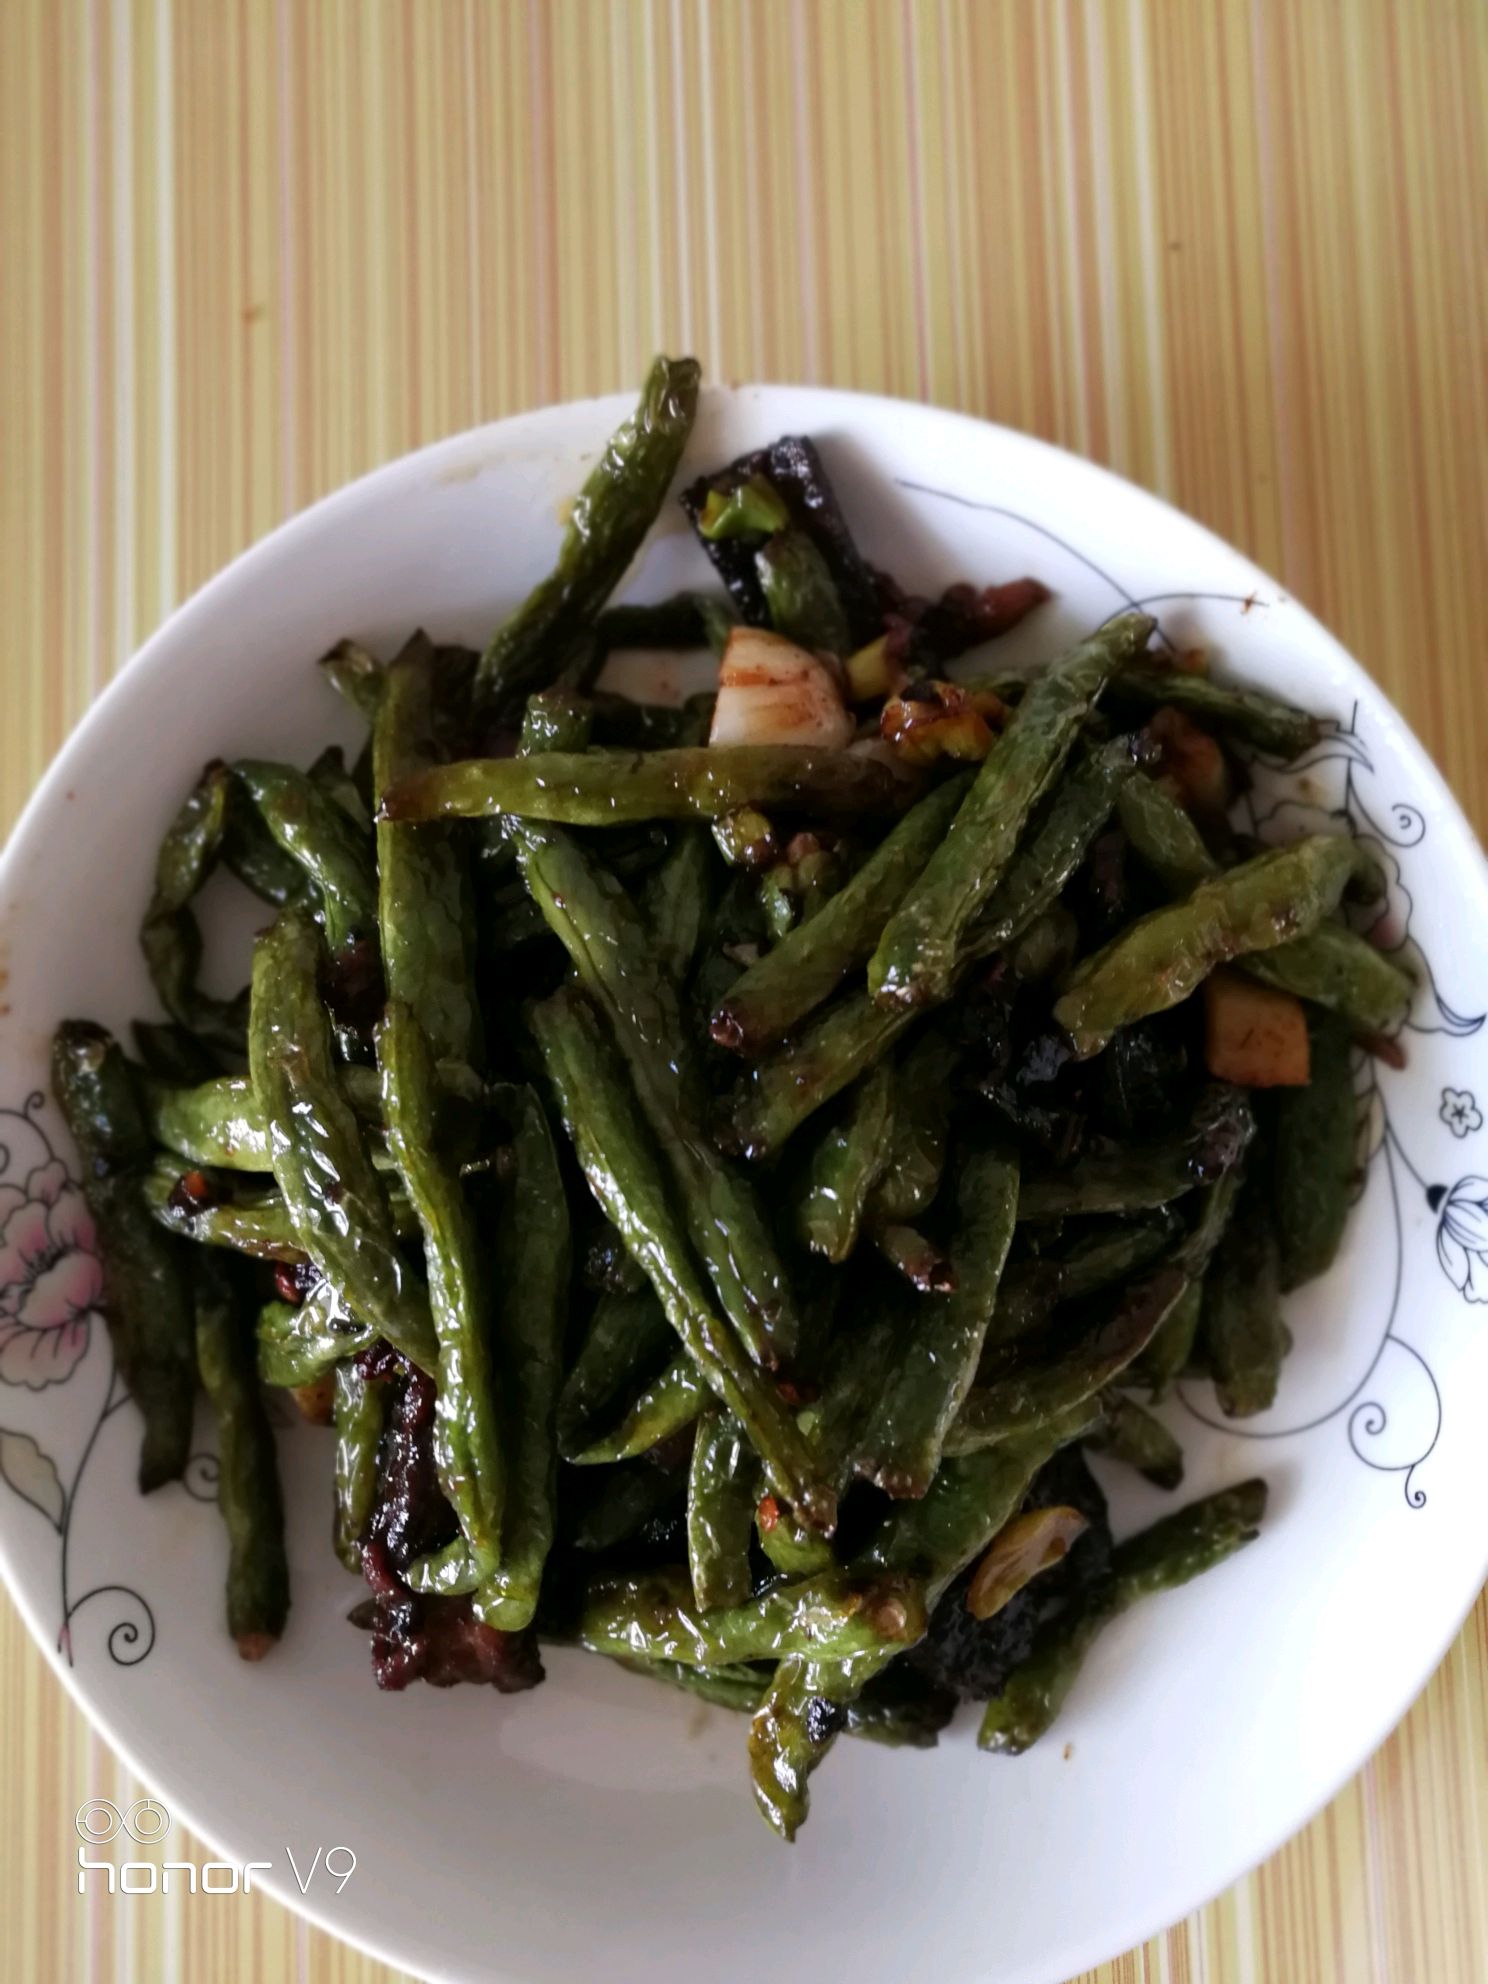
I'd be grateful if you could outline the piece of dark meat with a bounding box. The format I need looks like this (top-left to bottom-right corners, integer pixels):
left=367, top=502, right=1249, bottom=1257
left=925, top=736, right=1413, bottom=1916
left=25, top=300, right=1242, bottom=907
left=356, top=1364, right=543, bottom=1693
left=680, top=436, right=883, bottom=645
left=906, top=1445, right=1113, bottom=1703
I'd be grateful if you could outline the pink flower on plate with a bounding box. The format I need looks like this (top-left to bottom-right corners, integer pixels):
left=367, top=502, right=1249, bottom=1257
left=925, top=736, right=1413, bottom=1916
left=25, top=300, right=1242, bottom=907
left=0, top=1159, right=101, bottom=1389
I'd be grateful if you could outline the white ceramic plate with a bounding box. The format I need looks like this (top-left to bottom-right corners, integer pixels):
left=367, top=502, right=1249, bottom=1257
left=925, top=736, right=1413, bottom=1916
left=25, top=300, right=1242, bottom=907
left=2, top=386, right=1486, bottom=1984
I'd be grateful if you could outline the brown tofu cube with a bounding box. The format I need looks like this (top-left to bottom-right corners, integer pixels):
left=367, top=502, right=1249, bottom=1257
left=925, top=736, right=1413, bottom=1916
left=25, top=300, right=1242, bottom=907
left=1204, top=969, right=1311, bottom=1087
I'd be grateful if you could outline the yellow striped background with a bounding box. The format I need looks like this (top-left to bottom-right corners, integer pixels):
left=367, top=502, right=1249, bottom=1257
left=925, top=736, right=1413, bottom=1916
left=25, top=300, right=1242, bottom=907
left=2, top=2, right=1486, bottom=1979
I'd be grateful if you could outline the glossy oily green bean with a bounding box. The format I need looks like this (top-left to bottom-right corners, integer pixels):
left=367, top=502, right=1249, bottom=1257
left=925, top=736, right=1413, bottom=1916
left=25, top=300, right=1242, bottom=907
left=1110, top=666, right=1320, bottom=757
left=513, top=818, right=799, bottom=1366
left=471, top=1084, right=570, bottom=1631
left=51, top=1021, right=196, bottom=1491
left=711, top=776, right=970, bottom=1054
left=797, top=1062, right=893, bottom=1262
left=475, top=356, right=701, bottom=711
left=527, top=986, right=833, bottom=1530
left=566, top=1350, right=706, bottom=1464
left=142, top=1169, right=307, bottom=1262
left=756, top=530, right=852, bottom=654
left=853, top=1148, right=1020, bottom=1498
left=256, top=1283, right=371, bottom=1389
left=945, top=1265, right=1188, bottom=1455
left=318, top=637, right=385, bottom=722
left=865, top=1033, right=956, bottom=1225
left=231, top=761, right=377, bottom=958
left=374, top=635, right=482, bottom=1067
left=380, top=1001, right=505, bottom=1577
left=1200, top=1174, right=1286, bottom=1418
left=381, top=745, right=919, bottom=830
left=192, top=1252, right=289, bottom=1656
left=558, top=1287, right=675, bottom=1459
left=687, top=1410, right=760, bottom=1611
left=248, top=910, right=437, bottom=1371
left=139, top=764, right=249, bottom=1060
left=1016, top=1086, right=1255, bottom=1221
left=577, top=1566, right=926, bottom=1666
left=333, top=1359, right=384, bottom=1572
left=869, top=614, right=1155, bottom=1008
left=1090, top=1390, right=1185, bottom=1490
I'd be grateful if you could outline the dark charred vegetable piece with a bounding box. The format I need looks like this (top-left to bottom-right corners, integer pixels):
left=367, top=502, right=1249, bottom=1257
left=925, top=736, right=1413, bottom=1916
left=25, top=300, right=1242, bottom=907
left=558, top=1287, right=675, bottom=1460
left=1111, top=666, right=1320, bottom=758
left=749, top=1411, right=1094, bottom=1839
left=869, top=614, right=1155, bottom=1009
left=1055, top=834, right=1371, bottom=1059
left=319, top=637, right=385, bottom=722
left=231, top=760, right=377, bottom=959
left=682, top=435, right=883, bottom=645
left=853, top=1148, right=1020, bottom=1497
left=380, top=746, right=918, bottom=830
left=945, top=1265, right=1189, bottom=1455
left=140, top=764, right=250, bottom=1060
left=192, top=1252, right=289, bottom=1656
left=568, top=1353, right=705, bottom=1464
left=756, top=531, right=852, bottom=655
left=797, top=1062, right=893, bottom=1262
left=1016, top=1085, right=1255, bottom=1220
left=379, top=1001, right=505, bottom=1580
left=687, top=1410, right=760, bottom=1611
left=1090, top=1390, right=1185, bottom=1489
left=470, top=1084, right=571, bottom=1631
left=512, top=815, right=799, bottom=1367
left=334, top=1358, right=385, bottom=1573
left=374, top=635, right=482, bottom=1067
left=256, top=1284, right=371, bottom=1388
left=248, top=911, right=437, bottom=1372
left=1273, top=1011, right=1358, bottom=1290
left=578, top=1565, right=926, bottom=1666
left=866, top=1033, right=957, bottom=1226
left=52, top=1021, right=196, bottom=1490
left=1200, top=1173, right=1286, bottom=1418
left=978, top=1479, right=1267, bottom=1752
left=711, top=776, right=971, bottom=1054
left=527, top=986, right=834, bottom=1531
left=474, top=356, right=701, bottom=712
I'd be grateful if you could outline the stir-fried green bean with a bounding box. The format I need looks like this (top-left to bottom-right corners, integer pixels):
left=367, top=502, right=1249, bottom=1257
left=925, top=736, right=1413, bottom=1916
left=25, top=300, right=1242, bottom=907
left=140, top=765, right=249, bottom=1060
left=53, top=1022, right=196, bottom=1490
left=193, top=1252, right=289, bottom=1656
left=475, top=356, right=701, bottom=712
left=249, top=910, right=437, bottom=1371
left=333, top=1359, right=384, bottom=1572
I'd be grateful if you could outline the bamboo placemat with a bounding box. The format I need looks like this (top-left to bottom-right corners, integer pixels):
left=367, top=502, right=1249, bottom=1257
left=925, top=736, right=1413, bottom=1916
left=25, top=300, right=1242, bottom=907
left=3, top=3, right=1486, bottom=1979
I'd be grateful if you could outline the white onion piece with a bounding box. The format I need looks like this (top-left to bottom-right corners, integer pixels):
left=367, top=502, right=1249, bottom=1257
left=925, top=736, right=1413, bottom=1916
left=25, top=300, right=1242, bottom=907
left=709, top=627, right=854, bottom=750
